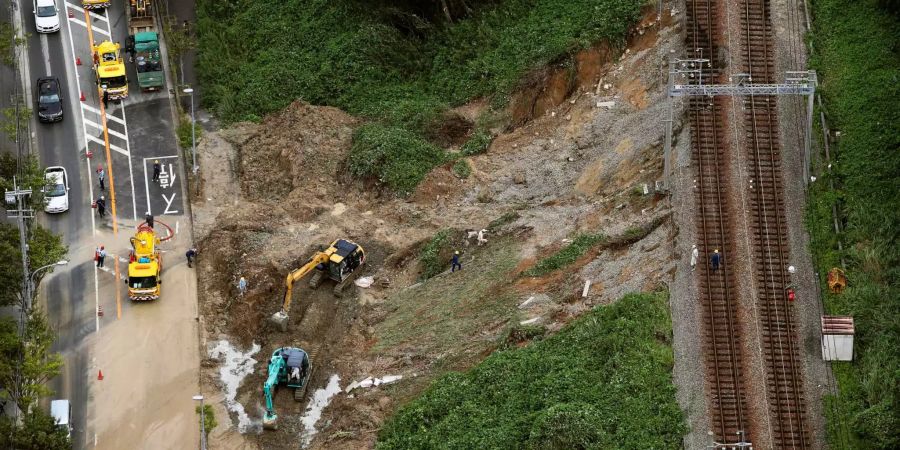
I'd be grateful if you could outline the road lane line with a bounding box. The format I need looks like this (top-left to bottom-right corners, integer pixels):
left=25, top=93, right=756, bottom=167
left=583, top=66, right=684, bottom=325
left=40, top=34, right=51, bottom=75
left=81, top=103, right=126, bottom=125
left=94, top=264, right=100, bottom=332
left=85, top=134, right=128, bottom=156
left=88, top=10, right=108, bottom=23
left=114, top=258, right=121, bottom=319
left=83, top=118, right=128, bottom=140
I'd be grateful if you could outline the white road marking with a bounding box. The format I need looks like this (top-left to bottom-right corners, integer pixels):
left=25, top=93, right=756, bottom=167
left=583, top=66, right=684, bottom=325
left=162, top=193, right=178, bottom=214
left=88, top=10, right=108, bottom=23
left=93, top=263, right=100, bottom=332
left=85, top=134, right=128, bottom=156
left=81, top=103, right=126, bottom=125
left=175, top=221, right=179, bottom=234
left=83, top=118, right=127, bottom=140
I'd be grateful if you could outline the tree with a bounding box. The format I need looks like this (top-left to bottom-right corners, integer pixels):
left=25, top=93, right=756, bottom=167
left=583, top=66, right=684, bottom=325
left=0, top=309, right=63, bottom=413
left=0, top=153, right=48, bottom=213
left=0, top=408, right=72, bottom=449
left=0, top=223, right=67, bottom=308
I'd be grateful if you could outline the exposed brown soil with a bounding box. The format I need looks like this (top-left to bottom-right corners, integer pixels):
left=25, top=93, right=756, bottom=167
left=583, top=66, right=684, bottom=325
left=192, top=6, right=684, bottom=449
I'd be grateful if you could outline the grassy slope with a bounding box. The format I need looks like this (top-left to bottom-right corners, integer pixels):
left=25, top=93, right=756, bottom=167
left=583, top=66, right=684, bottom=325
left=195, top=0, right=644, bottom=192
left=807, top=0, right=900, bottom=448
left=376, top=292, right=685, bottom=449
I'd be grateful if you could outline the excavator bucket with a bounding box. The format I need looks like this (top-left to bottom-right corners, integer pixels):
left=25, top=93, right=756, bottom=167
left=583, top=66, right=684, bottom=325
left=263, top=412, right=278, bottom=430
left=270, top=310, right=289, bottom=332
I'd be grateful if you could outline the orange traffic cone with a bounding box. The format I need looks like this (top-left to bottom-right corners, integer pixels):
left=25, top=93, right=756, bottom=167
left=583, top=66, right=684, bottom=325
left=98, top=370, right=104, bottom=381
left=80, top=92, right=86, bottom=102
left=97, top=305, right=104, bottom=317
left=76, top=57, right=82, bottom=66
left=68, top=10, right=74, bottom=18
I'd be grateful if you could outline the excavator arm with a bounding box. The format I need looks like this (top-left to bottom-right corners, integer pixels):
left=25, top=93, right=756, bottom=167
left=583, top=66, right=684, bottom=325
left=280, top=252, right=330, bottom=315
left=262, top=356, right=284, bottom=429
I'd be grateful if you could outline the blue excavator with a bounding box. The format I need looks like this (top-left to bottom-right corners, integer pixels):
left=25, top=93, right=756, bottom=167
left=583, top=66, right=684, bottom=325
left=263, top=347, right=313, bottom=430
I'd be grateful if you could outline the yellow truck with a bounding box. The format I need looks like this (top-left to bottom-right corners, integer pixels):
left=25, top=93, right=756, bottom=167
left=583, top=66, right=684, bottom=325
left=81, top=0, right=110, bottom=10
left=127, top=224, right=161, bottom=301
left=93, top=40, right=128, bottom=100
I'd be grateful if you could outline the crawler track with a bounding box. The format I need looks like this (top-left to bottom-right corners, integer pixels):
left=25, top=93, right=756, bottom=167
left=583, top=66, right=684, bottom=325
left=740, top=0, right=810, bottom=447
left=687, top=0, right=752, bottom=445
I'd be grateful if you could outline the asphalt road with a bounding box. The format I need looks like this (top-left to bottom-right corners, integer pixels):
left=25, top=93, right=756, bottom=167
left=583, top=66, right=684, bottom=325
left=12, top=1, right=193, bottom=447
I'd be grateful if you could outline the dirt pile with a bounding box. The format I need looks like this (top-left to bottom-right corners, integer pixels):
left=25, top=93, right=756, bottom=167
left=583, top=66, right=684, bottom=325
left=192, top=6, right=685, bottom=449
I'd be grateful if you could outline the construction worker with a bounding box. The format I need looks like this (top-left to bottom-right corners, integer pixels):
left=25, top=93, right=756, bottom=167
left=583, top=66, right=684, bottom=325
left=185, top=247, right=198, bottom=268
left=152, top=160, right=161, bottom=182
left=451, top=251, right=462, bottom=272
left=96, top=245, right=106, bottom=268
left=237, top=277, right=248, bottom=296
left=145, top=212, right=154, bottom=229
left=690, top=244, right=699, bottom=271
left=102, top=90, right=109, bottom=109
left=96, top=195, right=107, bottom=218
left=710, top=249, right=721, bottom=271
left=97, top=165, right=106, bottom=191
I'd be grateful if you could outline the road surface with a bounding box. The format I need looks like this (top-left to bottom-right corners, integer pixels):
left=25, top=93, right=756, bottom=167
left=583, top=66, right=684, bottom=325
left=12, top=0, right=200, bottom=447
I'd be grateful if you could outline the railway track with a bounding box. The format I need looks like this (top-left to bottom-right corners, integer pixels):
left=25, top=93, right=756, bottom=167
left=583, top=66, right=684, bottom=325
left=686, top=0, right=753, bottom=445
left=740, top=0, right=810, bottom=447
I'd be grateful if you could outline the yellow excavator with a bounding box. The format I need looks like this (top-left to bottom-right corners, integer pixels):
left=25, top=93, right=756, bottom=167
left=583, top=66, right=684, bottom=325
left=270, top=239, right=365, bottom=331
left=93, top=40, right=128, bottom=100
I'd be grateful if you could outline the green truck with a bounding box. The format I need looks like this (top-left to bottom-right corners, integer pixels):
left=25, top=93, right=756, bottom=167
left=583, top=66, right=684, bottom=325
left=125, top=1, right=164, bottom=92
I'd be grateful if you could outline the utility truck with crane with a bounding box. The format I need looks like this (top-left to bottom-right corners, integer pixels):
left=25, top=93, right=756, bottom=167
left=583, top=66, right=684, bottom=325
left=270, top=239, right=366, bottom=331
left=93, top=40, right=128, bottom=100
left=81, top=0, right=109, bottom=10
left=126, top=223, right=162, bottom=301
left=125, top=0, right=164, bottom=91
left=262, top=347, right=314, bottom=430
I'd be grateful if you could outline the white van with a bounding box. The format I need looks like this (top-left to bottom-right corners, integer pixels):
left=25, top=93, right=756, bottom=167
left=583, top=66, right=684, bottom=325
left=50, top=399, right=72, bottom=438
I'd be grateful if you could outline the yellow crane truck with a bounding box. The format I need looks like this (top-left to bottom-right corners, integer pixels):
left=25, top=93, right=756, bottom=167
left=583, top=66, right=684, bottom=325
left=93, top=40, right=128, bottom=100
left=126, top=223, right=162, bottom=301
left=81, top=0, right=110, bottom=11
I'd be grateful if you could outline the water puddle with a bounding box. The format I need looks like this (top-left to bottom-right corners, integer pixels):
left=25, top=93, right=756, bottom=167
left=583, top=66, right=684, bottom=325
left=208, top=340, right=262, bottom=433
left=299, top=374, right=341, bottom=447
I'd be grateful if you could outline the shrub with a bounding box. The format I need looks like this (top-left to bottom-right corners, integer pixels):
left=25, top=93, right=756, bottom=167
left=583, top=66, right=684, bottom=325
left=177, top=116, right=202, bottom=151
left=460, top=128, right=493, bottom=156
left=451, top=159, right=471, bottom=179
left=348, top=123, right=446, bottom=194
left=376, top=292, right=686, bottom=449
left=525, top=233, right=606, bottom=277
left=419, top=229, right=452, bottom=280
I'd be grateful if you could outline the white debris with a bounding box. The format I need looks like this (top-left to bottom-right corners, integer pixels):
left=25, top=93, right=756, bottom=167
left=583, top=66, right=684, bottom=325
left=518, top=294, right=551, bottom=309
left=207, top=340, right=261, bottom=433
left=299, top=374, right=341, bottom=448
left=520, top=317, right=542, bottom=325
left=597, top=101, right=615, bottom=109
left=344, top=374, right=404, bottom=394
left=354, top=276, right=374, bottom=288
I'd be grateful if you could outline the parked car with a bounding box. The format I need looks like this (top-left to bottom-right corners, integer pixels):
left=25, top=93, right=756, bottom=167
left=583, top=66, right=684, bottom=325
left=50, top=399, right=72, bottom=439
left=37, top=76, right=64, bottom=123
left=33, top=0, right=60, bottom=33
left=44, top=166, right=69, bottom=213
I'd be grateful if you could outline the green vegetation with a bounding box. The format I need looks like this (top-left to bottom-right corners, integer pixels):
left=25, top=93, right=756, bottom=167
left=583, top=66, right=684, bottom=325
left=807, top=0, right=900, bottom=448
left=0, top=153, right=49, bottom=212
left=375, top=239, right=520, bottom=360
left=195, top=404, right=217, bottom=439
left=197, top=0, right=643, bottom=191
left=418, top=229, right=452, bottom=280
left=377, top=291, right=686, bottom=449
left=0, top=408, right=71, bottom=449
left=460, top=128, right=494, bottom=156
left=349, top=124, right=446, bottom=193
left=525, top=233, right=606, bottom=277
left=451, top=159, right=471, bottom=179
left=487, top=211, right=521, bottom=232
left=0, top=223, right=67, bottom=308
left=2, top=104, right=32, bottom=141
left=176, top=116, right=202, bottom=151
left=0, top=22, right=26, bottom=67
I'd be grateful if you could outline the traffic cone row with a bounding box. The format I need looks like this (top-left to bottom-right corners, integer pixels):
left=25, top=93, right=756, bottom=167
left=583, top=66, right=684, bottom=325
left=97, top=305, right=104, bottom=317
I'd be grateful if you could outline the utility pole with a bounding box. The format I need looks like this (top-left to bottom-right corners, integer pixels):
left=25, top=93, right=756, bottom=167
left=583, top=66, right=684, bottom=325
left=4, top=178, right=34, bottom=426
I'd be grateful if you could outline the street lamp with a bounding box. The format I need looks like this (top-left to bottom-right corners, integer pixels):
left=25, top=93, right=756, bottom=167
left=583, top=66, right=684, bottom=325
left=192, top=394, right=207, bottom=450
left=27, top=260, right=68, bottom=311
left=182, top=88, right=198, bottom=175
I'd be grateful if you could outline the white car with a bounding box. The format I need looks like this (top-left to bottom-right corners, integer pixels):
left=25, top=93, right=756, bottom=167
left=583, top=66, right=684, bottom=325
left=34, top=0, right=60, bottom=33
left=44, top=166, right=69, bottom=213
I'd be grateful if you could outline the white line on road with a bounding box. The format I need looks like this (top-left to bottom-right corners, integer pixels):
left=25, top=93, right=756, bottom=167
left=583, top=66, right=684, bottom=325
left=93, top=264, right=100, bottom=332
left=86, top=134, right=128, bottom=156
left=83, top=118, right=128, bottom=141
left=81, top=103, right=126, bottom=125
left=39, top=33, right=51, bottom=75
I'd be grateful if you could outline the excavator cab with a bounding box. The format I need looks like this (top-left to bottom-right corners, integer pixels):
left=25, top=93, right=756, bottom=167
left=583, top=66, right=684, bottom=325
left=325, top=239, right=364, bottom=283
